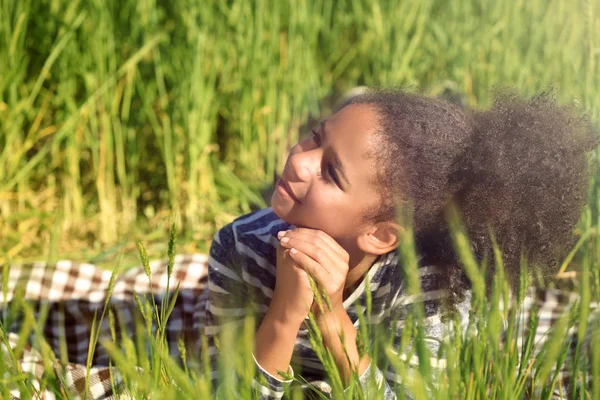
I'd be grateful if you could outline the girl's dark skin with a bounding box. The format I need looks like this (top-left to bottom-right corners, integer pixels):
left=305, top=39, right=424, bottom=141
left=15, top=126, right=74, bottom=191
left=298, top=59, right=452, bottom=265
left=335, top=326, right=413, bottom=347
left=255, top=104, right=400, bottom=383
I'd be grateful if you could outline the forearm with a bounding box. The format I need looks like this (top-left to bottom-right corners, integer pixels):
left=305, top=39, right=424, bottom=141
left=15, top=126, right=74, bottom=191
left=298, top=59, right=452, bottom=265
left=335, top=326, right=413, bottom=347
left=254, top=301, right=304, bottom=380
left=316, top=306, right=370, bottom=386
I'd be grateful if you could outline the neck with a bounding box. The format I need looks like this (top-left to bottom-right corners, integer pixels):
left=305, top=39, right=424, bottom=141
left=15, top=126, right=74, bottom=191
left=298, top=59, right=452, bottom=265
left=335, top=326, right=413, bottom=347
left=343, top=252, right=380, bottom=299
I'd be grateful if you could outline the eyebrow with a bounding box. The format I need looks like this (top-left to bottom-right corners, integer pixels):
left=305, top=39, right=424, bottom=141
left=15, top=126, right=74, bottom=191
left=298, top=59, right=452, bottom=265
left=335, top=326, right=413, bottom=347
left=321, top=121, right=351, bottom=187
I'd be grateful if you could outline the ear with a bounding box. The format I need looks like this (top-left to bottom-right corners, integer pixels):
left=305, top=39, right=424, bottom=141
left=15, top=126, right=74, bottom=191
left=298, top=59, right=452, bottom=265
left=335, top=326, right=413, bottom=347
left=357, top=221, right=402, bottom=256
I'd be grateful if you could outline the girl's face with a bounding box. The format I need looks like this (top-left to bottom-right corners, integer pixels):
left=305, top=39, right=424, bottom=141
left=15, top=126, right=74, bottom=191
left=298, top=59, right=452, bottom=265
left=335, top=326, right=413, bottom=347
left=271, top=104, right=382, bottom=244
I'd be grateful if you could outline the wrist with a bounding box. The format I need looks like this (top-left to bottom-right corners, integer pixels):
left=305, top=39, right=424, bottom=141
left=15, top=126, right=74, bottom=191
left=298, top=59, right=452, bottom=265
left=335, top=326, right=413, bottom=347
left=312, top=306, right=366, bottom=386
left=314, top=303, right=347, bottom=325
left=254, top=305, right=303, bottom=381
left=314, top=306, right=356, bottom=343
left=266, top=295, right=307, bottom=328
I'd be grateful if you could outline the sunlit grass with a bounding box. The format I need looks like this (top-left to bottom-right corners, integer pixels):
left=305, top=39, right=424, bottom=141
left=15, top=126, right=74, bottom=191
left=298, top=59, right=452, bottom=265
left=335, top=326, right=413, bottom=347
left=1, top=213, right=599, bottom=399
left=1, top=0, right=600, bottom=398
left=1, top=0, right=599, bottom=261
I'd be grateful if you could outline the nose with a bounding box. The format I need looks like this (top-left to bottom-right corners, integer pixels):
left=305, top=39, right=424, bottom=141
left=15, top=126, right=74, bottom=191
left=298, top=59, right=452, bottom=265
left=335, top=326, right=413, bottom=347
left=286, top=141, right=321, bottom=182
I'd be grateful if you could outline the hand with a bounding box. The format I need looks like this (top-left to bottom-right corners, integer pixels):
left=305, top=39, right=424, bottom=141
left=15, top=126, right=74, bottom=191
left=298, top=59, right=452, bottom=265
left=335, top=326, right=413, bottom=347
left=278, top=228, right=369, bottom=385
left=277, top=228, right=350, bottom=317
left=269, top=243, right=315, bottom=324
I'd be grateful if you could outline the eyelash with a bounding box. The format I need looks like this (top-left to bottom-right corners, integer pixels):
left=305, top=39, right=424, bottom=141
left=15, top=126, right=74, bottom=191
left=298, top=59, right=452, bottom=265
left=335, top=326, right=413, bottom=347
left=311, top=130, right=341, bottom=187
left=311, top=130, right=322, bottom=146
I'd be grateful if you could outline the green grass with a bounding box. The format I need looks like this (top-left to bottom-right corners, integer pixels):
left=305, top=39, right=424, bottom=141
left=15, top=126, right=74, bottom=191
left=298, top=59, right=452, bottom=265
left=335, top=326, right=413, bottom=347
left=1, top=0, right=600, bottom=398
left=1, top=215, right=599, bottom=399
left=0, top=0, right=599, bottom=262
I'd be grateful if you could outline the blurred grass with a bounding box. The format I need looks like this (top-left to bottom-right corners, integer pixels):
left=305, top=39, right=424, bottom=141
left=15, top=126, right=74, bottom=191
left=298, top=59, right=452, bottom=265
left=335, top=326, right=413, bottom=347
left=0, top=0, right=599, bottom=265
left=1, top=209, right=599, bottom=399
left=2, top=1, right=600, bottom=397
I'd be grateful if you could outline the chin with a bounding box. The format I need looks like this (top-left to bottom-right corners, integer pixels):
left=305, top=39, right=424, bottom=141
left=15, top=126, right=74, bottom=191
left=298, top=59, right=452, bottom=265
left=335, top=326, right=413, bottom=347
left=270, top=196, right=294, bottom=223
left=269, top=203, right=303, bottom=228
left=271, top=203, right=287, bottom=221
left=272, top=207, right=303, bottom=228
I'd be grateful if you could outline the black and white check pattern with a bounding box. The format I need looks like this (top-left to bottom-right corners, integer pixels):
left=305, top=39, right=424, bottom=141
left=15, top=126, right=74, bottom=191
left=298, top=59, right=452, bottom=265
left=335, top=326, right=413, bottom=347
left=1, top=255, right=209, bottom=399
left=1, top=249, right=597, bottom=399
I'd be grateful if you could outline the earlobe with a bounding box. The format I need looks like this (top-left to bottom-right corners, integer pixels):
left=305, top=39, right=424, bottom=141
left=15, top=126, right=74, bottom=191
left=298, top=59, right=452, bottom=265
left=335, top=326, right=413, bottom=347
left=358, top=222, right=402, bottom=256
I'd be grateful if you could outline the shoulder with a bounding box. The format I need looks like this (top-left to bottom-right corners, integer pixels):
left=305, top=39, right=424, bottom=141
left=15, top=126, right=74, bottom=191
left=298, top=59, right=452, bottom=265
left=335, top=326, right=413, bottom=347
left=209, top=208, right=288, bottom=299
left=231, top=208, right=288, bottom=236
left=223, top=208, right=289, bottom=242
left=375, top=251, right=450, bottom=294
left=374, top=252, right=452, bottom=313
left=211, top=208, right=290, bottom=261
left=367, top=250, right=404, bottom=302
left=214, top=208, right=285, bottom=240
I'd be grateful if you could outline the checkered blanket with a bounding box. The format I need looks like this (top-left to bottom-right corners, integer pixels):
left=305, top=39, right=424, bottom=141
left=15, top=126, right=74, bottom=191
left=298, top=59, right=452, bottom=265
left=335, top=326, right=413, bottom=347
left=0, top=256, right=597, bottom=399
left=1, top=255, right=209, bottom=399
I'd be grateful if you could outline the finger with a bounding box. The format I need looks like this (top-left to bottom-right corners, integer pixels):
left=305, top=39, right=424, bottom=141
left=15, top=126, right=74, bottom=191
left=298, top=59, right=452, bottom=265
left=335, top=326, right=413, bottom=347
left=288, top=248, right=330, bottom=286
left=278, top=228, right=348, bottom=261
left=279, top=235, right=336, bottom=270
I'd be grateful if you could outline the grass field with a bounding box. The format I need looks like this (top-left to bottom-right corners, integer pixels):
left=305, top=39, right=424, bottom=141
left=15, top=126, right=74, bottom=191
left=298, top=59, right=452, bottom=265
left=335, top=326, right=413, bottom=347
left=1, top=0, right=600, bottom=398
left=1, top=218, right=599, bottom=399
left=1, top=0, right=599, bottom=264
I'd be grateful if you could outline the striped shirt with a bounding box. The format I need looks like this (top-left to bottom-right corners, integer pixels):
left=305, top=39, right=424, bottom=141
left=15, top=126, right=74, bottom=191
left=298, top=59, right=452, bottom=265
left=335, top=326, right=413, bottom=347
left=205, top=207, right=464, bottom=399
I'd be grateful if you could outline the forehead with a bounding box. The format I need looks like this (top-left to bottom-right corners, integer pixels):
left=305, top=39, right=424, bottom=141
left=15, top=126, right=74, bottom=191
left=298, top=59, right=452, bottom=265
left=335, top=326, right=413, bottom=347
left=325, top=104, right=380, bottom=187
left=327, top=103, right=379, bottom=136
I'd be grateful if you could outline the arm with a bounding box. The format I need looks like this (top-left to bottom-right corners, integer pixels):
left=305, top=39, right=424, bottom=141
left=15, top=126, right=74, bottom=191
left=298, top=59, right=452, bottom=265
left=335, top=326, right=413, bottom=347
left=315, top=304, right=397, bottom=399
left=253, top=296, right=304, bottom=380
left=206, top=224, right=296, bottom=399
left=278, top=228, right=396, bottom=398
left=253, top=242, right=313, bottom=380
left=314, top=304, right=370, bottom=385
left=206, top=222, right=313, bottom=399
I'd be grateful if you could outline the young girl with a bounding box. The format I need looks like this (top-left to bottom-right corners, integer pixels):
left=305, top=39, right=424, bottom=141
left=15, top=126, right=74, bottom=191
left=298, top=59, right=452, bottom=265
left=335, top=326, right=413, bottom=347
left=2, top=89, right=598, bottom=399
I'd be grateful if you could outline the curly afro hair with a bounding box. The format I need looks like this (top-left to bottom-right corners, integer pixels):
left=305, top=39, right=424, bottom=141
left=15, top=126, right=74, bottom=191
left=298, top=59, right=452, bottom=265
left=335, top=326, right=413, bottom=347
left=342, top=88, right=598, bottom=297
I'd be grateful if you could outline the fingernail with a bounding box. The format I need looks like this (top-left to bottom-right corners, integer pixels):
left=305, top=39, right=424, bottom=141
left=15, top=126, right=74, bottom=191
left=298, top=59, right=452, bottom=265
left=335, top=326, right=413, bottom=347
left=290, top=248, right=298, bottom=254
left=280, top=237, right=290, bottom=243
left=277, top=230, right=288, bottom=238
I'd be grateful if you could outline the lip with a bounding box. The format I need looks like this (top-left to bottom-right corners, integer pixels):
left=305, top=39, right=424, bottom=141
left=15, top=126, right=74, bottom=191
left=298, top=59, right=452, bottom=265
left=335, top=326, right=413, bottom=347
left=276, top=178, right=301, bottom=203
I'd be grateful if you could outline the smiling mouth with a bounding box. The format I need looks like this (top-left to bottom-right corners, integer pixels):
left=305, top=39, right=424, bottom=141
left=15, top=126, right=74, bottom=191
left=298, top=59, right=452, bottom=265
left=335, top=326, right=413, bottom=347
left=276, top=178, right=301, bottom=203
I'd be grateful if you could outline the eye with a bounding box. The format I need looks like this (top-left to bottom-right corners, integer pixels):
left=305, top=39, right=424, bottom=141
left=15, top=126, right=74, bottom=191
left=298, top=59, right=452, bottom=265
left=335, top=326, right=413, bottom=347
left=327, top=164, right=341, bottom=187
left=312, top=128, right=342, bottom=189
left=311, top=129, right=322, bottom=146
left=317, top=159, right=341, bottom=188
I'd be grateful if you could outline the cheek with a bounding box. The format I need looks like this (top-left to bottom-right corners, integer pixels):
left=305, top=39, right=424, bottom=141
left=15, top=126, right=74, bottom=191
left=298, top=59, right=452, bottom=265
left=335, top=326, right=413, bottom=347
left=305, top=183, right=343, bottom=209
left=300, top=188, right=360, bottom=234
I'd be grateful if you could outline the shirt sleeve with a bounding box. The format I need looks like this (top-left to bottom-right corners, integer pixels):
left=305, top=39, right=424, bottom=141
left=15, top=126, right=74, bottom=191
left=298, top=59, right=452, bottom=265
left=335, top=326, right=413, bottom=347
left=205, top=223, right=293, bottom=399
left=251, top=353, right=294, bottom=399
left=343, top=361, right=397, bottom=399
